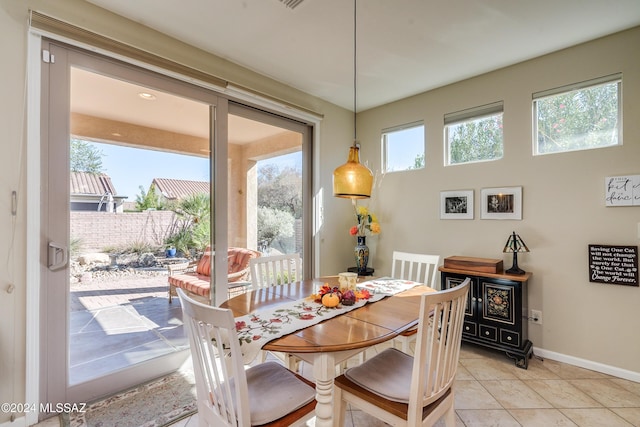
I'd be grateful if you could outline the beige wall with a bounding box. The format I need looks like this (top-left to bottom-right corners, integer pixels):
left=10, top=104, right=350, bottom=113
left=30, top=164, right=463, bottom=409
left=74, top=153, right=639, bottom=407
left=355, top=27, right=640, bottom=374
left=1, top=0, right=638, bottom=423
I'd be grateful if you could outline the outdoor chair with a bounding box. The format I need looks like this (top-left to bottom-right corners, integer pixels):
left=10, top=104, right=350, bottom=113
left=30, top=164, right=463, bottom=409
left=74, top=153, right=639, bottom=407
left=177, top=288, right=316, bottom=426
left=167, top=246, right=260, bottom=303
left=333, top=279, right=470, bottom=427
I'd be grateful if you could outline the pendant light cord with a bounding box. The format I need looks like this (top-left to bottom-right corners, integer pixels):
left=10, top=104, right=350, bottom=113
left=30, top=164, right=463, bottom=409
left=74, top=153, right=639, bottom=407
left=353, top=0, right=357, bottom=143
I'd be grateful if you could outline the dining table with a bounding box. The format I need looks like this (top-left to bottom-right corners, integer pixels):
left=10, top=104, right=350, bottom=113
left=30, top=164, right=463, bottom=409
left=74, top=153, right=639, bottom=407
left=220, top=275, right=434, bottom=427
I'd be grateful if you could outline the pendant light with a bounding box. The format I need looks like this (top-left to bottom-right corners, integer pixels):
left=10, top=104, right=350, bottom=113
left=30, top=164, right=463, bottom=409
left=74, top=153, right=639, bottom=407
left=332, top=0, right=374, bottom=199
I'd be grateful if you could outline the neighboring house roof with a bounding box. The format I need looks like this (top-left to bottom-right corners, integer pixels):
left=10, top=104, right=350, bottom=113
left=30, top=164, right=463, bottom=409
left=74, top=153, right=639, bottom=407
left=70, top=171, right=118, bottom=196
left=151, top=178, right=209, bottom=200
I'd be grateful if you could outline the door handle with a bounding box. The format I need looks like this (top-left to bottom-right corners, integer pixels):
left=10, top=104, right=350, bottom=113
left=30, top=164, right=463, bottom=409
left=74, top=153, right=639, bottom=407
left=48, top=242, right=68, bottom=271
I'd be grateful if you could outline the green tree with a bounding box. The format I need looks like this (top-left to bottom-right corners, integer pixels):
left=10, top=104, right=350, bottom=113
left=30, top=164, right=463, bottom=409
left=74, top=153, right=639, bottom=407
left=449, top=115, right=504, bottom=164
left=257, top=206, right=294, bottom=250
left=165, top=193, right=210, bottom=255
left=409, top=153, right=425, bottom=169
left=258, top=165, right=302, bottom=219
left=536, top=83, right=618, bottom=154
left=70, top=139, right=104, bottom=173
left=135, top=184, right=165, bottom=211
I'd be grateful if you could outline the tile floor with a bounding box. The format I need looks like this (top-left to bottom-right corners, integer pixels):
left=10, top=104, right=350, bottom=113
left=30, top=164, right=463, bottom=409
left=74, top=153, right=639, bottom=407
left=171, top=342, right=640, bottom=427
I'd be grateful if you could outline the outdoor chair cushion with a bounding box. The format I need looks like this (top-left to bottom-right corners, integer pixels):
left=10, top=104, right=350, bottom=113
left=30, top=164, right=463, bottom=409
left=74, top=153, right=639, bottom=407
left=168, top=246, right=260, bottom=300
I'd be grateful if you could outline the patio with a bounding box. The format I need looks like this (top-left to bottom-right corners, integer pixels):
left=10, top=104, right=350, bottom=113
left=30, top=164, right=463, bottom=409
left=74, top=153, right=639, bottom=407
left=69, top=273, right=188, bottom=385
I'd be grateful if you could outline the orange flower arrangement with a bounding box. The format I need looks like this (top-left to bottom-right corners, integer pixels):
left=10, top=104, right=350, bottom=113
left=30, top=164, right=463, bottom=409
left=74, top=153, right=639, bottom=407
left=349, top=205, right=381, bottom=237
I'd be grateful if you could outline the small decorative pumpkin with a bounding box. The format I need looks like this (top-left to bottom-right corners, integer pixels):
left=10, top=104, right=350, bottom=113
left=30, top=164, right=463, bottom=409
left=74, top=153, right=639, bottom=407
left=321, top=292, right=341, bottom=308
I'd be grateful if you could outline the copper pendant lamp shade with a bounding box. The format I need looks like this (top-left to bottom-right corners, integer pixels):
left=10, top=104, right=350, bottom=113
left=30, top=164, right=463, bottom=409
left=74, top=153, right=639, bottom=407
left=333, top=145, right=373, bottom=199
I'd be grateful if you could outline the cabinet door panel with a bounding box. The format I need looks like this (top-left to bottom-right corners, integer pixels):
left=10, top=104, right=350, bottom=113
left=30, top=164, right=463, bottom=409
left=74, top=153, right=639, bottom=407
left=444, top=275, right=475, bottom=317
left=481, top=280, right=516, bottom=325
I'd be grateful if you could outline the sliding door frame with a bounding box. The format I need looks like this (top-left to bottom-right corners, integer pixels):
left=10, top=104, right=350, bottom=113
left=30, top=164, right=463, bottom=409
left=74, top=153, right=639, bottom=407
left=27, top=24, right=320, bottom=422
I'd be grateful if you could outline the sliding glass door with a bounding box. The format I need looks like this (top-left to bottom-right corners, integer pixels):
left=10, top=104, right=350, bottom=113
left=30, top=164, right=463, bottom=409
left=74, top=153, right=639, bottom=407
left=41, top=40, right=219, bottom=405
left=39, top=38, right=313, bottom=412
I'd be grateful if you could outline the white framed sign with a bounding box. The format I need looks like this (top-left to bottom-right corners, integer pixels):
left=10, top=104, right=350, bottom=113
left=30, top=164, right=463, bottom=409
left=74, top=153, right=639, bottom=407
left=605, top=175, right=640, bottom=206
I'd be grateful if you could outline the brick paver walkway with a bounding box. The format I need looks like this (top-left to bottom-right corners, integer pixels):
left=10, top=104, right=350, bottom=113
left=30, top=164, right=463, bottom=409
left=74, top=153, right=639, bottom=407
left=70, top=274, right=170, bottom=311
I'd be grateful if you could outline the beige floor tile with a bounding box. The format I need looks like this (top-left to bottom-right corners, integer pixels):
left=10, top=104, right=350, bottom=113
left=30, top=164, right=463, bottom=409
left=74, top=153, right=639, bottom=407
left=349, top=409, right=389, bottom=426
left=459, top=343, right=504, bottom=360
left=611, top=378, right=640, bottom=396
left=560, top=408, right=635, bottom=426
left=32, top=417, right=61, bottom=427
left=179, top=413, right=198, bottom=426
left=542, top=359, right=613, bottom=380
left=510, top=357, right=562, bottom=381
left=570, top=378, right=640, bottom=408
left=508, top=408, right=578, bottom=426
left=456, top=363, right=475, bottom=380
left=456, top=409, right=521, bottom=426
left=454, top=380, right=502, bottom=410
left=460, top=357, right=519, bottom=380
left=525, top=379, right=602, bottom=408
left=433, top=412, right=466, bottom=427
left=481, top=379, right=553, bottom=409
left=610, top=407, right=640, bottom=426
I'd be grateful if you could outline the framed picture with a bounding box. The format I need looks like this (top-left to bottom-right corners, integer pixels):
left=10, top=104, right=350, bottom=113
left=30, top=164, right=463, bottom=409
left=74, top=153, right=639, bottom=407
left=440, top=190, right=474, bottom=219
left=481, top=186, right=522, bottom=220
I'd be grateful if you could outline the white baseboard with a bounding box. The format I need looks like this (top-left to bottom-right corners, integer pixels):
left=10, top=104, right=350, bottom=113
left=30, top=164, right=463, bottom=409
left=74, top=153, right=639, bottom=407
left=533, top=346, right=640, bottom=383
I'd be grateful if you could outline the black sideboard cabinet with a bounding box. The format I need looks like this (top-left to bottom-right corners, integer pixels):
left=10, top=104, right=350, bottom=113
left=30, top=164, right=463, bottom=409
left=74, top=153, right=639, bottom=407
left=440, top=266, right=533, bottom=369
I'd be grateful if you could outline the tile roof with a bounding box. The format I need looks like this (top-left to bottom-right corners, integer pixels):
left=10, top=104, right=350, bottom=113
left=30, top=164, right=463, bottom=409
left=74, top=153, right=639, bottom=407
left=152, top=178, right=210, bottom=200
left=70, top=171, right=118, bottom=196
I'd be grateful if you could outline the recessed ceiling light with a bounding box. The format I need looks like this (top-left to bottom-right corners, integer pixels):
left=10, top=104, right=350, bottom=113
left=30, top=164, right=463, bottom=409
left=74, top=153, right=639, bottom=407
left=138, top=92, right=156, bottom=100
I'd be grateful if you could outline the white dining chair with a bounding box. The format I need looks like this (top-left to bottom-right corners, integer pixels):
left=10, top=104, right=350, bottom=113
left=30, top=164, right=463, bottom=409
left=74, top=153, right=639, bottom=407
left=250, top=253, right=302, bottom=289
left=391, top=251, right=440, bottom=353
left=333, top=279, right=470, bottom=427
left=391, top=251, right=440, bottom=287
left=177, top=288, right=316, bottom=427
left=250, top=253, right=302, bottom=370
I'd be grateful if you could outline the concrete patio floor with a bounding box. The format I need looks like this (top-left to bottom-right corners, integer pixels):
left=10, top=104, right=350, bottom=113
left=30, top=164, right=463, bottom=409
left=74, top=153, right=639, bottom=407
left=69, top=275, right=189, bottom=385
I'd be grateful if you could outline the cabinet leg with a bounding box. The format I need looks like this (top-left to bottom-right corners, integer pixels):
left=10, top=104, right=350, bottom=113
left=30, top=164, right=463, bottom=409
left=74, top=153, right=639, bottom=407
left=505, top=340, right=533, bottom=369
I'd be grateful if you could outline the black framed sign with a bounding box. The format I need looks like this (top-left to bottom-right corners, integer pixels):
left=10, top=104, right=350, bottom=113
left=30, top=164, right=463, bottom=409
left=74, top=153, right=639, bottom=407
left=588, top=245, right=638, bottom=286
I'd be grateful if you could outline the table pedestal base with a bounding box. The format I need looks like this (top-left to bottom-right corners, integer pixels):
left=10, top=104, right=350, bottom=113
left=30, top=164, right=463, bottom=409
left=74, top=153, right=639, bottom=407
left=293, top=349, right=362, bottom=427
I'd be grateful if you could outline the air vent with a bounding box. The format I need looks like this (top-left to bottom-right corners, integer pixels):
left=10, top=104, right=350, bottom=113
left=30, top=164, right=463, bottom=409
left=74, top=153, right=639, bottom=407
left=279, top=0, right=304, bottom=9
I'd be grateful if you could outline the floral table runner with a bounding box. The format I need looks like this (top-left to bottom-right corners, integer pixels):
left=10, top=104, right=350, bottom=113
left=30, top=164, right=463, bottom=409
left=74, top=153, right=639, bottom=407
left=234, top=278, right=421, bottom=363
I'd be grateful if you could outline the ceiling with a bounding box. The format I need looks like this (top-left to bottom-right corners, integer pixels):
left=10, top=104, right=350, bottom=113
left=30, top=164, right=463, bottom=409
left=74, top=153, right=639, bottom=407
left=71, top=67, right=287, bottom=142
left=84, top=0, right=640, bottom=112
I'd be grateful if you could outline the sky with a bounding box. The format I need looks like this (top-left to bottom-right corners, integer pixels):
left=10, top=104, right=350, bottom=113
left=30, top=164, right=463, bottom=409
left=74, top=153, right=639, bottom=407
left=92, top=142, right=301, bottom=200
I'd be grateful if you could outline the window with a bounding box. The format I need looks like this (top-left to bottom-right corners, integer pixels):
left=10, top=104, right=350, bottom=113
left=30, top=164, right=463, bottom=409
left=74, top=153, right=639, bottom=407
left=381, top=122, right=425, bottom=173
left=445, top=102, right=504, bottom=165
left=534, top=74, right=621, bottom=155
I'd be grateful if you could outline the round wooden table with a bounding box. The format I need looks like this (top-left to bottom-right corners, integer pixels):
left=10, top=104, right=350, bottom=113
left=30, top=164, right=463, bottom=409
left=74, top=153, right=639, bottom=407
left=221, top=276, right=433, bottom=427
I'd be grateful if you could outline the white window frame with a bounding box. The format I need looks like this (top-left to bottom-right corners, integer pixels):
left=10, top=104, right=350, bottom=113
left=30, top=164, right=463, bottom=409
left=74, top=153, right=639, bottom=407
left=532, top=74, right=622, bottom=156
left=444, top=101, right=504, bottom=166
left=381, top=121, right=425, bottom=173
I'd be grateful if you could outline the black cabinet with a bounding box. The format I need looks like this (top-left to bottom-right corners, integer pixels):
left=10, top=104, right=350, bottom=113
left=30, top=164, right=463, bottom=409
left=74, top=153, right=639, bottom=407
left=440, top=267, right=533, bottom=369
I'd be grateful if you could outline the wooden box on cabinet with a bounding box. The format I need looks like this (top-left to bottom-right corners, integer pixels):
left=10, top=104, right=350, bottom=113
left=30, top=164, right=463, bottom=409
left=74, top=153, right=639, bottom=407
left=443, top=256, right=503, bottom=274
left=439, top=266, right=533, bottom=369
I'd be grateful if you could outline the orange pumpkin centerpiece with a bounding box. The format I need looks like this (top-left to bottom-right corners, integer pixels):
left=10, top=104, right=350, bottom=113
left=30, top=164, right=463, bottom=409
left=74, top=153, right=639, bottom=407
left=321, top=292, right=341, bottom=308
